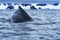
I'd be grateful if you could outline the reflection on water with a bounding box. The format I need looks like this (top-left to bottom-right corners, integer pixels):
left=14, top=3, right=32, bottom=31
left=0, top=9, right=60, bottom=40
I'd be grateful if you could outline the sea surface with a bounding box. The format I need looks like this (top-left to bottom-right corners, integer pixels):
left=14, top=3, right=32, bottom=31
left=0, top=0, right=60, bottom=4
left=0, top=9, right=60, bottom=40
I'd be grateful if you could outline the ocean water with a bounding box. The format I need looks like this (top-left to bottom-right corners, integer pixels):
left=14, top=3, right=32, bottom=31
left=0, top=0, right=60, bottom=4
left=0, top=9, right=60, bottom=40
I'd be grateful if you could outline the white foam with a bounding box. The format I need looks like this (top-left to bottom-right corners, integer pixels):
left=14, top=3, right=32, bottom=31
left=42, top=4, right=60, bottom=9
left=0, top=3, right=60, bottom=10
left=0, top=3, right=8, bottom=9
left=35, top=4, right=60, bottom=10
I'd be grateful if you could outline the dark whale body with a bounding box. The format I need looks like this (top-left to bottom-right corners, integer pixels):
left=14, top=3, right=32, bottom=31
left=12, top=6, right=32, bottom=23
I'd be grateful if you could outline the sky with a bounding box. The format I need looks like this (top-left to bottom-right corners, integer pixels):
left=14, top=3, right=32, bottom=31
left=0, top=0, right=60, bottom=4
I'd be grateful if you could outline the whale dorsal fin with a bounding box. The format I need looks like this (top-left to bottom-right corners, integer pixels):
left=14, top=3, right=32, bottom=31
left=12, top=6, right=32, bottom=23
left=18, top=6, right=25, bottom=12
left=18, top=6, right=23, bottom=10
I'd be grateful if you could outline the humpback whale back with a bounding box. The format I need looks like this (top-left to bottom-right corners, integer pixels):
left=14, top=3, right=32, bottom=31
left=12, top=6, right=32, bottom=23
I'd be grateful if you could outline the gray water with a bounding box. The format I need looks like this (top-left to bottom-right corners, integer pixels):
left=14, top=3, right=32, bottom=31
left=0, top=9, right=60, bottom=40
